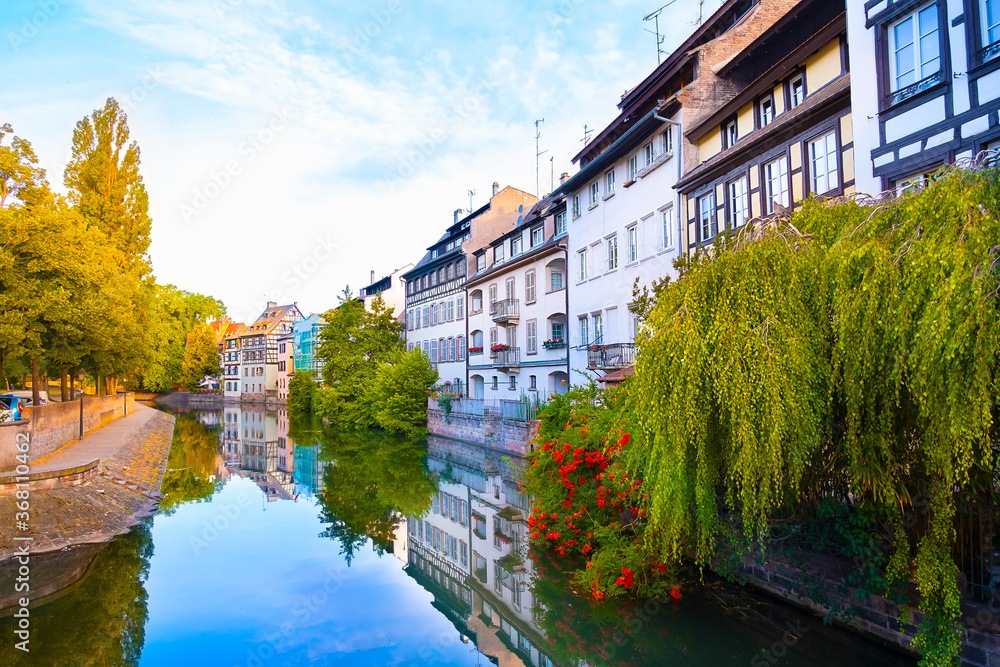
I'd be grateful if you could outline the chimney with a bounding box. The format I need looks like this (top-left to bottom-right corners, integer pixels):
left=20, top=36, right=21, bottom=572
left=370, top=270, right=375, bottom=285
left=454, top=208, right=463, bottom=224
left=492, top=181, right=500, bottom=196
left=559, top=172, right=570, bottom=185
left=266, top=301, right=277, bottom=309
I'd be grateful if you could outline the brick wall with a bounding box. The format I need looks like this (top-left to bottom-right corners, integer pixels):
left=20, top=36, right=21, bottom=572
left=0, top=393, right=135, bottom=471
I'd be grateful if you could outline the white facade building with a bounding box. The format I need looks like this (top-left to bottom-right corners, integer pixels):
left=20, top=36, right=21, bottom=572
left=557, top=106, right=683, bottom=385
left=464, top=194, right=570, bottom=399
left=848, top=0, right=1000, bottom=194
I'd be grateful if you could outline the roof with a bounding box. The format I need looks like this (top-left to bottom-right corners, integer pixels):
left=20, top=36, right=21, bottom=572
left=597, top=366, right=636, bottom=384
left=240, top=303, right=302, bottom=338
left=464, top=235, right=566, bottom=287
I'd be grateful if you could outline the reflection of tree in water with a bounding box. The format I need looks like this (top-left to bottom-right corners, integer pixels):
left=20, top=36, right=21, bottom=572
left=1, top=522, right=153, bottom=667
left=317, top=430, right=436, bottom=565
left=159, top=413, right=223, bottom=511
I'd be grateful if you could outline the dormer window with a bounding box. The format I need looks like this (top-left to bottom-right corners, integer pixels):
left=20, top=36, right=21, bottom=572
left=758, top=96, right=774, bottom=128
left=494, top=243, right=505, bottom=265
left=511, top=236, right=522, bottom=256
left=788, top=74, right=805, bottom=108
left=723, top=118, right=737, bottom=149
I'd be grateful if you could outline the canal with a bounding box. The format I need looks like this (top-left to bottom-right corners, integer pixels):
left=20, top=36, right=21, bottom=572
left=0, top=405, right=919, bottom=666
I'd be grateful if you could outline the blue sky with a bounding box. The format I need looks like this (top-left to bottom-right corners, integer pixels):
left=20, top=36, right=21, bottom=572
left=1, top=0, right=721, bottom=322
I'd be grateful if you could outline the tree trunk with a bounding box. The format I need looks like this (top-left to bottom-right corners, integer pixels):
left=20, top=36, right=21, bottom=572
left=96, top=374, right=102, bottom=397
left=61, top=367, right=69, bottom=402
left=0, top=348, right=5, bottom=391
left=31, top=356, right=40, bottom=406
left=70, top=371, right=75, bottom=396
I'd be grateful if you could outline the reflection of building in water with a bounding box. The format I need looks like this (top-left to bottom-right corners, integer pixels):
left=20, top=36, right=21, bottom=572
left=404, top=442, right=556, bottom=667
left=193, top=410, right=222, bottom=427
left=223, top=407, right=298, bottom=502
left=291, top=440, right=328, bottom=497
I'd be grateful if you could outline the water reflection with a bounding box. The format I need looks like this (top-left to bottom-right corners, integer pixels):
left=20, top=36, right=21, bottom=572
left=0, top=407, right=919, bottom=666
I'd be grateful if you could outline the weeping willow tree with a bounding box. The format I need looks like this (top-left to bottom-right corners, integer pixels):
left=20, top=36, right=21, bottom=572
left=631, top=165, right=1000, bottom=666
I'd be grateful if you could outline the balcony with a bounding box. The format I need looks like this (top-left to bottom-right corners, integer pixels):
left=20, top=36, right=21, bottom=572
left=490, top=298, right=519, bottom=323
left=587, top=342, right=635, bottom=370
left=490, top=346, right=520, bottom=369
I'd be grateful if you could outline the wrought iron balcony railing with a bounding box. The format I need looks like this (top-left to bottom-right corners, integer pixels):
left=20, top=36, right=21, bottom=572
left=586, top=342, right=635, bottom=370
left=489, top=298, right=519, bottom=322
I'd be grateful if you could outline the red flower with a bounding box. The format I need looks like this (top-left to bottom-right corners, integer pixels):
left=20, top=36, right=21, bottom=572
left=670, top=587, right=682, bottom=600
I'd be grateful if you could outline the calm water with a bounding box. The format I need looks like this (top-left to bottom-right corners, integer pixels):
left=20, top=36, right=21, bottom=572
left=0, top=405, right=918, bottom=666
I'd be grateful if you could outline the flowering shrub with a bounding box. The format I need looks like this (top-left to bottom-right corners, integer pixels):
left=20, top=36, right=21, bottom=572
left=523, top=384, right=677, bottom=601
left=490, top=343, right=510, bottom=352
left=542, top=338, right=565, bottom=347
left=467, top=346, right=484, bottom=354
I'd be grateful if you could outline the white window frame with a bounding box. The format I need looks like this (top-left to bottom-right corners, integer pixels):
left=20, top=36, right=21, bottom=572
left=589, top=181, right=599, bottom=207
left=764, top=155, right=790, bottom=213
left=525, top=270, right=536, bottom=303
left=578, top=248, right=588, bottom=281
left=592, top=313, right=604, bottom=344
left=531, top=226, right=543, bottom=247
left=550, top=269, right=563, bottom=291
left=606, top=169, right=615, bottom=194
left=572, top=194, right=581, bottom=219
left=809, top=131, right=840, bottom=195
left=511, top=236, right=522, bottom=257
left=627, top=155, right=638, bottom=181
left=526, top=319, right=537, bottom=354
left=643, top=141, right=656, bottom=167
left=728, top=176, right=749, bottom=228
left=555, top=211, right=567, bottom=235
left=698, top=192, right=717, bottom=242
left=758, top=96, right=774, bottom=128
left=888, top=3, right=941, bottom=93
left=579, top=316, right=589, bottom=346
left=606, top=235, right=618, bottom=271
left=789, top=74, right=805, bottom=108
left=660, top=205, right=674, bottom=251
left=984, top=0, right=1000, bottom=51
left=627, top=225, right=638, bottom=263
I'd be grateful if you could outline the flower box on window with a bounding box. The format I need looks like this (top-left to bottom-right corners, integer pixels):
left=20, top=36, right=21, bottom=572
left=490, top=344, right=510, bottom=352
left=468, top=346, right=484, bottom=355
left=542, top=338, right=565, bottom=348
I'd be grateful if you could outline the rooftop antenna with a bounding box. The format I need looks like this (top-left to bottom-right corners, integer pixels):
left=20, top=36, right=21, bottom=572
left=643, top=1, right=678, bottom=65
left=582, top=124, right=594, bottom=145
left=697, top=0, right=705, bottom=25
left=550, top=156, right=554, bottom=193
left=467, top=189, right=476, bottom=212
left=535, top=119, right=547, bottom=198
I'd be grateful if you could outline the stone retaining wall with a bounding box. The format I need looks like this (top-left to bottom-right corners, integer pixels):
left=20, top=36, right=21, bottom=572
left=0, top=394, right=135, bottom=471
left=427, top=408, right=536, bottom=456
left=741, top=554, right=1000, bottom=665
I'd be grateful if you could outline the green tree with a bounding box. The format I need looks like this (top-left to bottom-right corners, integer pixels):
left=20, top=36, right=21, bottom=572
left=179, top=321, right=222, bottom=389
left=287, top=370, right=316, bottom=415
left=365, top=348, right=438, bottom=437
left=141, top=285, right=225, bottom=392
left=317, top=290, right=404, bottom=428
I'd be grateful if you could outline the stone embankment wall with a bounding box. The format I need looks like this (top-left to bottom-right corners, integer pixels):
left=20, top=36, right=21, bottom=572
left=741, top=554, right=1000, bottom=666
left=0, top=393, right=135, bottom=470
left=427, top=407, right=536, bottom=456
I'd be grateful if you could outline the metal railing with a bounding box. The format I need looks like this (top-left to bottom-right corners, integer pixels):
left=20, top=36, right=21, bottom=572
left=489, top=299, right=520, bottom=321
left=490, top=346, right=520, bottom=368
left=586, top=342, right=635, bottom=369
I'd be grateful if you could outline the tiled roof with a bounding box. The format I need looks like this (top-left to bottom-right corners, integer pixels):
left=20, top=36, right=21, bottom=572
left=597, top=366, right=635, bottom=384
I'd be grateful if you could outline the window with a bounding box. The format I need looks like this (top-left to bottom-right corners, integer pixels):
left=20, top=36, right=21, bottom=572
left=447, top=299, right=455, bottom=321
left=662, top=206, right=674, bottom=250
left=630, top=309, right=640, bottom=341
left=550, top=269, right=563, bottom=291
left=728, top=176, right=749, bottom=227
left=592, top=313, right=604, bottom=343
left=724, top=119, right=737, bottom=149
left=555, top=211, right=567, bottom=235
left=456, top=296, right=464, bottom=318
left=889, top=4, right=940, bottom=94
left=430, top=272, right=436, bottom=287
left=422, top=306, right=430, bottom=327
left=511, top=236, right=522, bottom=256
left=578, top=248, right=589, bottom=281
left=572, top=194, right=581, bottom=218
left=438, top=268, right=445, bottom=283
left=627, top=155, right=638, bottom=181
left=983, top=0, right=1000, bottom=55
left=526, top=320, right=537, bottom=354
left=440, top=339, right=447, bottom=363
left=698, top=192, right=717, bottom=241
left=505, top=277, right=515, bottom=300
left=446, top=263, right=453, bottom=281
left=406, top=281, right=413, bottom=295
left=764, top=155, right=790, bottom=213
left=758, top=96, right=774, bottom=128
left=531, top=226, right=543, bottom=247
left=449, top=337, right=457, bottom=361
left=788, top=74, right=805, bottom=108
left=421, top=275, right=427, bottom=290
left=551, top=322, right=564, bottom=340
left=472, top=291, right=482, bottom=312
left=662, top=127, right=674, bottom=154
left=456, top=260, right=466, bottom=277
left=430, top=341, right=438, bottom=363
left=627, top=225, right=638, bottom=263
left=431, top=303, right=438, bottom=325
left=530, top=375, right=537, bottom=390
left=494, top=243, right=505, bottom=265
left=477, top=254, right=486, bottom=272
left=457, top=335, right=465, bottom=361
left=643, top=141, right=656, bottom=167
left=589, top=181, right=599, bottom=207
left=489, top=284, right=497, bottom=305
left=509, top=376, right=517, bottom=390
left=607, top=235, right=618, bottom=271
left=525, top=270, right=536, bottom=303
left=491, top=376, right=498, bottom=390
left=895, top=168, right=937, bottom=194
left=606, top=169, right=615, bottom=194
left=809, top=131, right=839, bottom=194
left=579, top=317, right=589, bottom=346
left=489, top=327, right=498, bottom=348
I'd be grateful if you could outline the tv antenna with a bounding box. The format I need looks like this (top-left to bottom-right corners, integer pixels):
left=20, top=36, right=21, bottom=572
left=535, top=119, right=547, bottom=198
left=582, top=124, right=594, bottom=145
left=467, top=189, right=476, bottom=212
left=643, top=1, right=678, bottom=65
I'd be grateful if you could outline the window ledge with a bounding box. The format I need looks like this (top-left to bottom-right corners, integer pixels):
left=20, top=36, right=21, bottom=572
left=638, top=152, right=673, bottom=179
left=587, top=202, right=599, bottom=211
left=603, top=192, right=616, bottom=201
left=544, top=287, right=566, bottom=295
left=623, top=178, right=637, bottom=188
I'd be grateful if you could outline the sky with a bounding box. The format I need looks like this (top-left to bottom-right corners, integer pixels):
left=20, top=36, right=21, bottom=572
left=1, top=0, right=722, bottom=323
